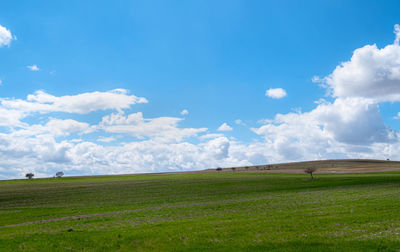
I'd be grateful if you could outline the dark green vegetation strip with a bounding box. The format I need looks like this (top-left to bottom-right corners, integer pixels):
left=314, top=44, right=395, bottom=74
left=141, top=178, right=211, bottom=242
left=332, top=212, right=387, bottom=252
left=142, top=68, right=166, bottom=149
left=1, top=172, right=400, bottom=251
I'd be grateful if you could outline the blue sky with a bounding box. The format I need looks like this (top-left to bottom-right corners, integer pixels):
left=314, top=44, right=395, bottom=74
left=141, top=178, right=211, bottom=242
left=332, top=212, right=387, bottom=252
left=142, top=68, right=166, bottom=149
left=1, top=1, right=400, bottom=179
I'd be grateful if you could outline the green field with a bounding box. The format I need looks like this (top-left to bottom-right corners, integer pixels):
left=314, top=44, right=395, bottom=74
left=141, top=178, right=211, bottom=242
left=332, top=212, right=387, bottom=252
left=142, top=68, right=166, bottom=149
left=1, top=172, right=400, bottom=251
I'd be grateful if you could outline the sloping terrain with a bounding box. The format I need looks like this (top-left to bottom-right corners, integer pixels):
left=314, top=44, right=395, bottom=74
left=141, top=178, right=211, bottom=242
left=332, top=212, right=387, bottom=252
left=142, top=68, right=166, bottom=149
left=1, top=171, right=400, bottom=251
left=211, top=159, right=400, bottom=174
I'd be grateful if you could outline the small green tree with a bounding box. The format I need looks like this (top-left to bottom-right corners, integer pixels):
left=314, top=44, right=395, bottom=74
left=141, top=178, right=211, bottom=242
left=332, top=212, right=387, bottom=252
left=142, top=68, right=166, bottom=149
left=56, top=171, right=64, bottom=178
left=25, top=173, right=34, bottom=179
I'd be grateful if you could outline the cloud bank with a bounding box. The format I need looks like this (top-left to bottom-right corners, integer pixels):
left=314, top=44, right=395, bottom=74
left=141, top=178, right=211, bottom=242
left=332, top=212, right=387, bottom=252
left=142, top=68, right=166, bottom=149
left=250, top=24, right=400, bottom=163
left=2, top=25, right=400, bottom=179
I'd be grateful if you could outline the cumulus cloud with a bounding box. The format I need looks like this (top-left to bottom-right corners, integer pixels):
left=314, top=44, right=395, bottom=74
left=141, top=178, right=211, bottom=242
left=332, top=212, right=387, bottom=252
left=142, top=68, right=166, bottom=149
left=5, top=26, right=400, bottom=179
left=27, top=65, right=40, bottom=71
left=99, top=112, right=207, bottom=142
left=180, top=109, right=189, bottom=115
left=1, top=89, right=147, bottom=118
left=251, top=25, right=400, bottom=162
left=204, top=137, right=230, bottom=159
left=0, top=88, right=246, bottom=179
left=0, top=24, right=13, bottom=47
left=64, top=138, right=248, bottom=175
left=45, top=118, right=92, bottom=136
left=313, top=98, right=393, bottom=144
left=253, top=97, right=394, bottom=161
left=217, top=123, right=233, bottom=131
left=199, top=133, right=225, bottom=139
left=266, top=88, right=287, bottom=99
left=0, top=132, right=253, bottom=179
left=0, top=108, right=26, bottom=127
left=321, top=25, right=400, bottom=102
left=0, top=91, right=236, bottom=178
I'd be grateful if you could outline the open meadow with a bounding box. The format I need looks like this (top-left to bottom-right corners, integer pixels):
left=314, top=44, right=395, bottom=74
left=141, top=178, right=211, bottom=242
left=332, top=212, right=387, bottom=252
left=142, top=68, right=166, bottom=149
left=1, top=171, right=400, bottom=251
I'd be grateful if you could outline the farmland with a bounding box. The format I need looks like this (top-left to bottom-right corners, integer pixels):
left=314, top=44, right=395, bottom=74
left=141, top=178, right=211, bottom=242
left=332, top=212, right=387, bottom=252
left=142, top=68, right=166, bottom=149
left=1, top=168, right=400, bottom=251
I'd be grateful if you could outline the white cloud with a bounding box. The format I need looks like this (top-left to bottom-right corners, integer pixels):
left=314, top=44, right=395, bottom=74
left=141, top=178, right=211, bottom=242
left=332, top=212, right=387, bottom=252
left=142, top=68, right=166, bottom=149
left=311, top=76, right=322, bottom=83
left=0, top=108, right=26, bottom=127
left=27, top=65, right=40, bottom=71
left=217, top=122, right=233, bottom=131
left=395, top=24, right=400, bottom=45
left=204, top=137, right=230, bottom=159
left=100, top=112, right=207, bottom=142
left=250, top=26, right=400, bottom=162
left=8, top=119, right=91, bottom=140
left=63, top=138, right=247, bottom=175
left=253, top=97, right=394, bottom=158
left=97, top=137, right=116, bottom=143
left=5, top=26, right=400, bottom=179
left=266, top=88, right=287, bottom=99
left=0, top=25, right=13, bottom=47
left=180, top=109, right=189, bottom=115
left=0, top=133, right=254, bottom=178
left=234, top=119, right=245, bottom=126
left=314, top=98, right=393, bottom=144
left=322, top=25, right=400, bottom=102
left=0, top=88, right=244, bottom=179
left=45, top=118, right=92, bottom=136
left=1, top=89, right=147, bottom=118
left=199, top=133, right=225, bottom=139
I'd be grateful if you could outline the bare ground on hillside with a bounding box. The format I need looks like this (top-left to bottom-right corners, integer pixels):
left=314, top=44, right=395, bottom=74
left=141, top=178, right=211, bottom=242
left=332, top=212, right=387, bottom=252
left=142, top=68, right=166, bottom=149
left=59, top=159, right=400, bottom=179
left=202, top=159, right=400, bottom=174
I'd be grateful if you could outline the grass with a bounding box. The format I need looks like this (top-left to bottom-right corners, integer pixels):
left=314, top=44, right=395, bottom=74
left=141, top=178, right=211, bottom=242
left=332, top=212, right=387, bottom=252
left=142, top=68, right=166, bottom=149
left=1, top=172, right=400, bottom=251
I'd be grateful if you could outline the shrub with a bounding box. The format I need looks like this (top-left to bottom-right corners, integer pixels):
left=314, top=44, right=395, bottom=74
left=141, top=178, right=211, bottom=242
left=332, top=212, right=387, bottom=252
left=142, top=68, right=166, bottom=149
left=56, top=171, right=64, bottom=178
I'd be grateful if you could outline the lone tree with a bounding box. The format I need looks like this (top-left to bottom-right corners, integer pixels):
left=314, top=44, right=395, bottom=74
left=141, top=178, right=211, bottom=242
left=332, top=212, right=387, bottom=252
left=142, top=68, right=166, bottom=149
left=304, top=167, right=317, bottom=180
left=25, top=173, right=34, bottom=179
left=56, top=171, right=64, bottom=178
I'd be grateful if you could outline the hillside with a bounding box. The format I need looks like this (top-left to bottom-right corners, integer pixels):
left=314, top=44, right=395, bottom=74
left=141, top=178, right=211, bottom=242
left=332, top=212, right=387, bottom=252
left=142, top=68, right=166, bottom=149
left=1, top=171, right=400, bottom=251
left=210, top=159, right=400, bottom=174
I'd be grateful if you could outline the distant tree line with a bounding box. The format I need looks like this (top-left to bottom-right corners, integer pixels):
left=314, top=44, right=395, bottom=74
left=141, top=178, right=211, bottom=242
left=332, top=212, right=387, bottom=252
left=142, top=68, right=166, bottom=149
left=25, top=171, right=65, bottom=179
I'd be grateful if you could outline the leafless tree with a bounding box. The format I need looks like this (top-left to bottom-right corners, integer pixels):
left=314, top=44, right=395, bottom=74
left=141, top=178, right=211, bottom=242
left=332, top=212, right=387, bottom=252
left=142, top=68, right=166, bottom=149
left=25, top=173, right=34, bottom=179
left=304, top=167, right=317, bottom=180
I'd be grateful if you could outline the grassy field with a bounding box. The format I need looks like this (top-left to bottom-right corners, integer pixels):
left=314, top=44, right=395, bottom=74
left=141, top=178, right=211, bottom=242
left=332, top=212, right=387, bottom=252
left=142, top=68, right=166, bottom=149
left=1, top=172, right=400, bottom=251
